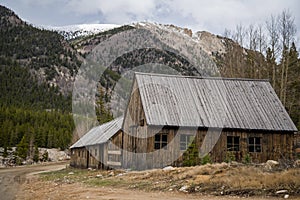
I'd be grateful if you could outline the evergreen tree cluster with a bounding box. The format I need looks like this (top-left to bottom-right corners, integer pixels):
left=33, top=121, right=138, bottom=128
left=0, top=65, right=72, bottom=111
left=0, top=106, right=74, bottom=150
left=0, top=6, right=77, bottom=152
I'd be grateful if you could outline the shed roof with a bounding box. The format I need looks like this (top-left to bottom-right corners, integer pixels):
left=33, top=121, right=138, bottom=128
left=70, top=117, right=123, bottom=148
left=135, top=72, right=297, bottom=131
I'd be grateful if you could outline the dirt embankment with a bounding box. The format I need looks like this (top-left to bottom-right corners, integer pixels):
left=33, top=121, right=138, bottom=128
left=14, top=162, right=300, bottom=200
left=17, top=181, right=283, bottom=200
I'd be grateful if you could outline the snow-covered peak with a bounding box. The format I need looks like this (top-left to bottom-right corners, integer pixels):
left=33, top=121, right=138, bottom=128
left=49, top=24, right=120, bottom=33
left=44, top=23, right=121, bottom=40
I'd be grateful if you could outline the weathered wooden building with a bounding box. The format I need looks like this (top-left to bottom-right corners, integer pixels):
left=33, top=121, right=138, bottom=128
left=70, top=72, right=298, bottom=170
left=70, top=117, right=123, bottom=169
left=122, top=72, right=298, bottom=170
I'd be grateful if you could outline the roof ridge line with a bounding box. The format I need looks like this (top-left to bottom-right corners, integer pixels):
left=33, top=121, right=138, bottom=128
left=134, top=72, right=269, bottom=82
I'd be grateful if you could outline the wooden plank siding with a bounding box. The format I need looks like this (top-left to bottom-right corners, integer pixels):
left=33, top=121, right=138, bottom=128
left=123, top=78, right=148, bottom=169
left=210, top=130, right=294, bottom=163
left=121, top=124, right=295, bottom=170
left=70, top=147, right=89, bottom=168
left=107, top=131, right=123, bottom=169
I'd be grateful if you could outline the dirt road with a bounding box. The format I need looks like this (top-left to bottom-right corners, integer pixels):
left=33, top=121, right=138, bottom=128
left=0, top=162, right=67, bottom=200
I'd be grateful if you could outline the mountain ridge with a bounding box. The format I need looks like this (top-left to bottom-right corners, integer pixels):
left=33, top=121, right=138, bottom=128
left=43, top=23, right=121, bottom=40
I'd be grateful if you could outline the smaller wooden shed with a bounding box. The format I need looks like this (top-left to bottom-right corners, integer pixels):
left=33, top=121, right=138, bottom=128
left=70, top=117, right=123, bottom=169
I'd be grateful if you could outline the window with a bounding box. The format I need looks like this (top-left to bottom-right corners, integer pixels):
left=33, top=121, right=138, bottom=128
left=248, top=137, right=261, bottom=152
left=180, top=135, right=195, bottom=151
left=94, top=149, right=97, bottom=157
left=154, top=133, right=168, bottom=150
left=108, top=154, right=121, bottom=162
left=227, top=136, right=240, bottom=151
left=139, top=119, right=145, bottom=126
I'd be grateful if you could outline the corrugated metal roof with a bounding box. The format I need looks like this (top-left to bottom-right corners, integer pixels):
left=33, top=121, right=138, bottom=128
left=135, top=72, right=297, bottom=131
left=70, top=117, right=123, bottom=148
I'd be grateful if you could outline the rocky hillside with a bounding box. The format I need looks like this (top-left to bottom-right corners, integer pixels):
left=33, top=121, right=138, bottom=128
left=0, top=5, right=81, bottom=96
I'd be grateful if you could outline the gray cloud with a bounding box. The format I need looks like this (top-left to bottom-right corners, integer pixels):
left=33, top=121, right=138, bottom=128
left=1, top=0, right=299, bottom=38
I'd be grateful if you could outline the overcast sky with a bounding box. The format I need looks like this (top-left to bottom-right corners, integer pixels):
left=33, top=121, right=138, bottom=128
left=1, top=0, right=300, bottom=40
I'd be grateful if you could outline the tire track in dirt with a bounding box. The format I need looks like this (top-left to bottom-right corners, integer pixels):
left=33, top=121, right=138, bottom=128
left=0, top=162, right=67, bottom=200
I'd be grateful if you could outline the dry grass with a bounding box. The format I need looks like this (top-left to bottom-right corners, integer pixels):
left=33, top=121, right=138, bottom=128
left=40, top=163, right=300, bottom=197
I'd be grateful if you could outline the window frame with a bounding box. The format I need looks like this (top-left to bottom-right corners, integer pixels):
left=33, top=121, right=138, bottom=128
left=180, top=134, right=195, bottom=151
left=154, top=132, right=168, bottom=150
left=227, top=136, right=240, bottom=151
left=248, top=137, right=262, bottom=153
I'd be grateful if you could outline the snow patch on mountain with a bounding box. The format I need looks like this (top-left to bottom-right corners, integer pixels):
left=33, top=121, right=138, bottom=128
left=133, top=22, right=226, bottom=57
left=44, top=24, right=121, bottom=40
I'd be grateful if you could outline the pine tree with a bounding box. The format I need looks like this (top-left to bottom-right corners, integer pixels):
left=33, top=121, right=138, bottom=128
left=3, top=145, right=8, bottom=158
left=96, top=87, right=113, bottom=124
left=286, top=42, right=300, bottom=128
left=33, top=145, right=39, bottom=162
left=16, top=135, right=28, bottom=160
left=266, top=47, right=277, bottom=90
left=42, top=150, right=49, bottom=162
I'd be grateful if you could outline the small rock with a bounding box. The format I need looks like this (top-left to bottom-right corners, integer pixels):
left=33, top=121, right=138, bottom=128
left=265, top=160, right=279, bottom=170
left=179, top=185, right=189, bottom=193
left=276, top=190, right=288, bottom=194
left=68, top=172, right=74, bottom=175
left=230, top=161, right=239, bottom=165
left=87, top=167, right=92, bottom=171
left=163, top=166, right=175, bottom=171
left=294, top=160, right=300, bottom=167
left=284, top=194, right=289, bottom=199
left=267, top=160, right=279, bottom=166
left=96, top=174, right=103, bottom=178
left=108, top=171, right=114, bottom=176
